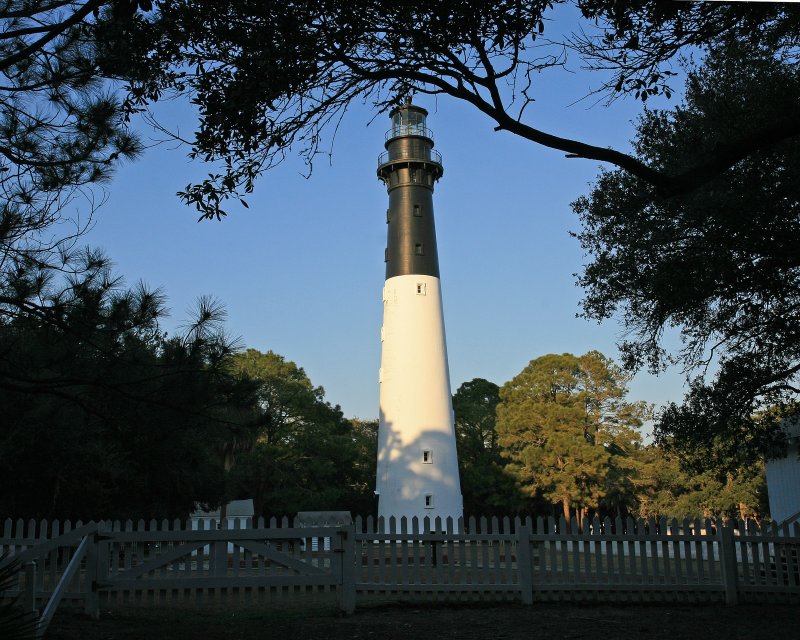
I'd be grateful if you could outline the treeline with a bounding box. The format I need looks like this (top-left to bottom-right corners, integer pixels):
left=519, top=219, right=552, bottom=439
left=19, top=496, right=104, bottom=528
left=0, top=248, right=377, bottom=522
left=453, top=353, right=768, bottom=523
left=0, top=266, right=768, bottom=524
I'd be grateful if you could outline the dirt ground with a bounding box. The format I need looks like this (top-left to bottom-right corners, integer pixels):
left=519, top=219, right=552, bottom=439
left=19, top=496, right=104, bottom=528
left=45, top=602, right=799, bottom=640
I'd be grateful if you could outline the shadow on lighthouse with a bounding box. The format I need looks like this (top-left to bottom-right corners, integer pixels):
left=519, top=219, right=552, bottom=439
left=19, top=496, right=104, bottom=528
left=376, top=410, right=464, bottom=533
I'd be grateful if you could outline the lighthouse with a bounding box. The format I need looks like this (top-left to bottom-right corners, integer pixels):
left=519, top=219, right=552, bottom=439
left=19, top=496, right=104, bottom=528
left=375, top=102, right=463, bottom=529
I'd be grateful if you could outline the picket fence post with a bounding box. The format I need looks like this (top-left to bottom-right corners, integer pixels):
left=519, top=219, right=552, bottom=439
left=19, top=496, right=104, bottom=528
left=83, top=529, right=99, bottom=618
left=337, top=524, right=357, bottom=614
left=516, top=522, right=533, bottom=605
left=718, top=522, right=738, bottom=606
left=23, top=561, right=37, bottom=618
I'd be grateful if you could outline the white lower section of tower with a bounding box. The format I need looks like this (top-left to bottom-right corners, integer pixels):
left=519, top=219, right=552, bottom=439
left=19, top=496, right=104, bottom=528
left=376, top=274, right=463, bottom=530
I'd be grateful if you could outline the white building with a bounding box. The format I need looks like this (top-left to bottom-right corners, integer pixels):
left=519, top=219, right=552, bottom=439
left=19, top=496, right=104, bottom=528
left=190, top=498, right=255, bottom=528
left=765, top=416, right=800, bottom=526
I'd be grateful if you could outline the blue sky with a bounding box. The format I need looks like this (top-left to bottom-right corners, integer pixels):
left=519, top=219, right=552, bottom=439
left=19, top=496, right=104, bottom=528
left=82, top=11, right=690, bottom=422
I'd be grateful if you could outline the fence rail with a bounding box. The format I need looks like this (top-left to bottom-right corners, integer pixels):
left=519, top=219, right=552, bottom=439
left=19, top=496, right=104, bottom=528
left=2, top=514, right=799, bottom=628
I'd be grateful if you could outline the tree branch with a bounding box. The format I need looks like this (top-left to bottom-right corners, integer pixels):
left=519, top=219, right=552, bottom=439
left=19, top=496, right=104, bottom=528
left=0, top=0, right=106, bottom=73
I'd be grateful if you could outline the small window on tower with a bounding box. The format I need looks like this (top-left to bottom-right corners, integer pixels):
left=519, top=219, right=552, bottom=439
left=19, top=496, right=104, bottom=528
left=413, top=204, right=421, bottom=217
left=386, top=209, right=391, bottom=223
left=416, top=283, right=426, bottom=295
left=411, top=169, right=418, bottom=183
left=424, top=494, right=434, bottom=508
left=415, top=243, right=424, bottom=256
left=423, top=450, right=432, bottom=464
left=384, top=247, right=389, bottom=262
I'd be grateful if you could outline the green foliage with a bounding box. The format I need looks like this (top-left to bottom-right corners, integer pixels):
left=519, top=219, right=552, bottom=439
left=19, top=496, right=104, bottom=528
left=635, top=446, right=768, bottom=522
left=6, top=3, right=796, bottom=218
left=0, top=554, right=35, bottom=640
left=453, top=378, right=502, bottom=464
left=0, top=285, right=380, bottom=521
left=573, top=39, right=800, bottom=469
left=573, top=2, right=800, bottom=103
left=96, top=0, right=553, bottom=218
left=453, top=379, right=522, bottom=515
left=226, top=349, right=375, bottom=518
left=0, top=253, right=260, bottom=520
left=496, top=352, right=649, bottom=519
left=0, top=2, right=143, bottom=290
left=348, top=418, right=379, bottom=516
left=86, top=1, right=800, bottom=218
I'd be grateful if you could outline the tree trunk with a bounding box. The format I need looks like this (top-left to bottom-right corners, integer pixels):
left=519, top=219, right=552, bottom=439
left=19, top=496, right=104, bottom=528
left=562, top=498, right=571, bottom=523
left=51, top=476, right=61, bottom=515
left=252, top=487, right=265, bottom=523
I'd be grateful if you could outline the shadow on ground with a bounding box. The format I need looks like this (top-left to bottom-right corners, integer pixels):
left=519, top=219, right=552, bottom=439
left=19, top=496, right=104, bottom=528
left=46, top=602, right=798, bottom=640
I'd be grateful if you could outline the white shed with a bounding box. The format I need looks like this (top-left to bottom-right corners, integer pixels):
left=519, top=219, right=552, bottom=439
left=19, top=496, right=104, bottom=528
left=189, top=499, right=255, bottom=553
left=190, top=499, right=255, bottom=530
left=765, top=417, right=800, bottom=526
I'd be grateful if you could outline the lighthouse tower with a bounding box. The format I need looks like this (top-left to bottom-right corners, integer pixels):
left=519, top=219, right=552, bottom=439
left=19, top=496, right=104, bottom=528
left=375, top=102, right=463, bottom=529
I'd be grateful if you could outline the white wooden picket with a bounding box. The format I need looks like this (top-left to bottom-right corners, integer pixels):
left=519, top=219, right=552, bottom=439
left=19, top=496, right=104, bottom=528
left=2, top=513, right=799, bottom=617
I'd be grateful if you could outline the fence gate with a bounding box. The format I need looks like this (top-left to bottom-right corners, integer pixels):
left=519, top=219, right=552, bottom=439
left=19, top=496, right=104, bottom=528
left=94, top=520, right=351, bottom=608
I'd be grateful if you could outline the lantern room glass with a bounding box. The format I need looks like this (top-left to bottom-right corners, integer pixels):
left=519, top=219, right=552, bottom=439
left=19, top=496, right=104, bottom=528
left=391, top=109, right=426, bottom=138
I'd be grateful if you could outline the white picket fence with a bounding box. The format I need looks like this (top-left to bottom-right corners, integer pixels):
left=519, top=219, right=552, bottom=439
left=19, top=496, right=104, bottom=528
left=353, top=515, right=800, bottom=604
left=1, top=513, right=799, bottom=632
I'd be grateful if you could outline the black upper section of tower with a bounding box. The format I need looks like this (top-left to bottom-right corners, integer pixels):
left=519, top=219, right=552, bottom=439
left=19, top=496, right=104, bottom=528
left=378, top=104, right=443, bottom=280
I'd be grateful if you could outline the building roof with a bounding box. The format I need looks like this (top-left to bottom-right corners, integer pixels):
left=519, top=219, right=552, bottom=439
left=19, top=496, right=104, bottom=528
left=191, top=499, right=254, bottom=519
